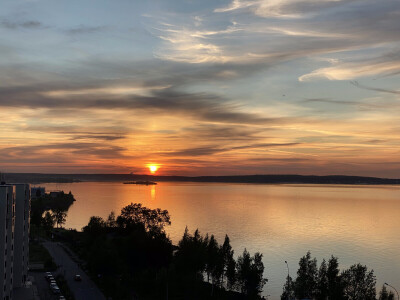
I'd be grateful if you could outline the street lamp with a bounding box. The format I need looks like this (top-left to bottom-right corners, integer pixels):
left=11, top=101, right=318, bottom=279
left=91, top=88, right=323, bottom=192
left=385, top=282, right=399, bottom=300
left=285, top=261, right=290, bottom=300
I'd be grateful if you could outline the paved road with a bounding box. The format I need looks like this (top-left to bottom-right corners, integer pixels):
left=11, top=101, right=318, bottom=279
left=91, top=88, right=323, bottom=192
left=43, top=241, right=106, bottom=300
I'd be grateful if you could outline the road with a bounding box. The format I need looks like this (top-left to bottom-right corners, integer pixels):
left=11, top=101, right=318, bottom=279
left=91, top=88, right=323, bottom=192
left=43, top=241, right=106, bottom=300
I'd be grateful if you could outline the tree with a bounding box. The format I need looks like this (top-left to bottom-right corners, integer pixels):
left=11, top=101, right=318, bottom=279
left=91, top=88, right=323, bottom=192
left=42, top=211, right=55, bottom=231
left=175, top=227, right=207, bottom=276
left=117, top=203, right=171, bottom=233
left=327, top=256, right=343, bottom=299
left=52, top=208, right=67, bottom=228
left=237, top=249, right=267, bottom=298
left=83, top=216, right=106, bottom=234
left=341, top=263, right=376, bottom=300
left=281, top=275, right=295, bottom=300
left=316, top=259, right=328, bottom=300
left=294, top=251, right=318, bottom=299
left=379, top=285, right=395, bottom=300
left=106, top=211, right=116, bottom=228
left=221, top=235, right=235, bottom=286
left=226, top=256, right=237, bottom=291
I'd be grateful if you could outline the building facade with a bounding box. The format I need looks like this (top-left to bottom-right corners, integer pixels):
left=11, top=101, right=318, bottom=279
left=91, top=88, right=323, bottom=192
left=12, top=184, right=30, bottom=288
left=0, top=183, right=30, bottom=300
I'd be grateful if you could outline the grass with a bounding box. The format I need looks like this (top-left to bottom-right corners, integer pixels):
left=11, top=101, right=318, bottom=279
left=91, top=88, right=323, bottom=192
left=29, top=241, right=57, bottom=271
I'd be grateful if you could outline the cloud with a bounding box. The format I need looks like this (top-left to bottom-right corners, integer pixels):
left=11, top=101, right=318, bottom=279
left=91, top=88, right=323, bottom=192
left=0, top=83, right=288, bottom=126
left=214, top=0, right=350, bottom=18
left=161, top=142, right=300, bottom=156
left=0, top=142, right=128, bottom=164
left=299, top=57, right=400, bottom=81
left=65, top=25, right=107, bottom=35
left=0, top=19, right=44, bottom=29
left=350, top=81, right=400, bottom=95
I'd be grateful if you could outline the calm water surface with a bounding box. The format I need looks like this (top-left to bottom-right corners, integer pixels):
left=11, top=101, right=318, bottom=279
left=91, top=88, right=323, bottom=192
left=40, top=182, right=400, bottom=299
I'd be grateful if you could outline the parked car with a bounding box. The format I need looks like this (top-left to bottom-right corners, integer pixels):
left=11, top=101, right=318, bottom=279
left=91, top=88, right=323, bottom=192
left=45, top=272, right=53, bottom=281
left=51, top=286, right=61, bottom=295
left=74, top=274, right=82, bottom=281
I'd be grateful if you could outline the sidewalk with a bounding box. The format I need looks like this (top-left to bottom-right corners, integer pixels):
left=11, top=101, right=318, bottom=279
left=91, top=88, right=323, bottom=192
left=13, top=275, right=40, bottom=300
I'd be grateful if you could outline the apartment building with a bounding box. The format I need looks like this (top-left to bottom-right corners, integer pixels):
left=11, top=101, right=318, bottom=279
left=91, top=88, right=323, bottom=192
left=0, top=183, right=30, bottom=300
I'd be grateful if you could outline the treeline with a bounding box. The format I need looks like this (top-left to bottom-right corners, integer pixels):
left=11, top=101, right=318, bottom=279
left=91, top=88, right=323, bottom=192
left=281, top=251, right=396, bottom=300
left=59, top=203, right=267, bottom=299
left=31, top=191, right=75, bottom=230
left=51, top=203, right=397, bottom=300
left=176, top=227, right=267, bottom=298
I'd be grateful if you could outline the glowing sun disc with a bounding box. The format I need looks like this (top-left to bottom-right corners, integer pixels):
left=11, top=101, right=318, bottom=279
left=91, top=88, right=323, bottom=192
left=149, top=165, right=158, bottom=173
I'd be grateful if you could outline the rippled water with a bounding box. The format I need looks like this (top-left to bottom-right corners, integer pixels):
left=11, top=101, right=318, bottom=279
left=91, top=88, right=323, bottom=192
left=40, top=182, right=400, bottom=299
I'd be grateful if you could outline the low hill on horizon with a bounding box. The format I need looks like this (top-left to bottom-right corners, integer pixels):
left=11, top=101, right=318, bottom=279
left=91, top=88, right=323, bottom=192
left=3, top=173, right=400, bottom=185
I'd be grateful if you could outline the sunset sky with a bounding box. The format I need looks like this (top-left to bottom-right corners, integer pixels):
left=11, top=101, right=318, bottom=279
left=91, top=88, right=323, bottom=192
left=1, top=0, right=400, bottom=177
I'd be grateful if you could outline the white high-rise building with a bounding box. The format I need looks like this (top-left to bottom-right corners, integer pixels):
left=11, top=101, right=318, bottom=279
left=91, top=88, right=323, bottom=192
left=0, top=183, right=30, bottom=300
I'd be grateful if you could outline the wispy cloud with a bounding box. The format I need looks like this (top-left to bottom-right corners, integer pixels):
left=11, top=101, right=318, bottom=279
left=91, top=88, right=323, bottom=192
left=350, top=81, right=400, bottom=95
left=1, top=19, right=45, bottom=29
left=65, top=25, right=107, bottom=35
left=215, top=0, right=349, bottom=18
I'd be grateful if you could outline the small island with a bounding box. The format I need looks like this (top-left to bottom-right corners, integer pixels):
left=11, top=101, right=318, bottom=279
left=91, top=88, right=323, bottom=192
left=123, top=181, right=157, bottom=185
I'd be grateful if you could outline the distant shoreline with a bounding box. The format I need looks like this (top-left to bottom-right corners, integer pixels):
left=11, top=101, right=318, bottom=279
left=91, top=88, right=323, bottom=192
left=4, top=173, right=400, bottom=185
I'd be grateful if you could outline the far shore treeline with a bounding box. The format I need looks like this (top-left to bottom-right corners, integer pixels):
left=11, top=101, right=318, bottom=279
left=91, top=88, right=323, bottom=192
left=6, top=172, right=400, bottom=185
left=31, top=195, right=397, bottom=300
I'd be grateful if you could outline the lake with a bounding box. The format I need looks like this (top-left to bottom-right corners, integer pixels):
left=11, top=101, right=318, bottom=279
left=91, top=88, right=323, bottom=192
left=40, top=182, right=400, bottom=299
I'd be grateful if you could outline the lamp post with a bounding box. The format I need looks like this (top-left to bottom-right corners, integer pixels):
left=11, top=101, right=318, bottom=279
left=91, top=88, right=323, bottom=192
left=285, top=261, right=290, bottom=300
left=385, top=282, right=400, bottom=300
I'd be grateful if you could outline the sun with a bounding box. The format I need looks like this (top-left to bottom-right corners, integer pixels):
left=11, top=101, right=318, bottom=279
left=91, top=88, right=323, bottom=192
left=148, top=165, right=158, bottom=174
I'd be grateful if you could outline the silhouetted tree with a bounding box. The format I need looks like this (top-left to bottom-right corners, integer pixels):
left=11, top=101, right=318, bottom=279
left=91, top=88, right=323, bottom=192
left=106, top=211, right=117, bottom=228
left=226, top=255, right=237, bottom=291
left=281, top=275, right=295, bottom=300
left=237, top=249, right=267, bottom=298
left=83, top=216, right=106, bottom=234
left=379, top=285, right=395, bottom=300
left=42, top=211, right=55, bottom=231
left=221, top=235, right=235, bottom=287
left=52, top=208, right=67, bottom=228
left=117, top=203, right=170, bottom=234
left=341, top=263, right=376, bottom=300
left=316, top=258, right=328, bottom=300
left=327, top=256, right=343, bottom=299
left=175, top=227, right=207, bottom=276
left=294, top=251, right=318, bottom=299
